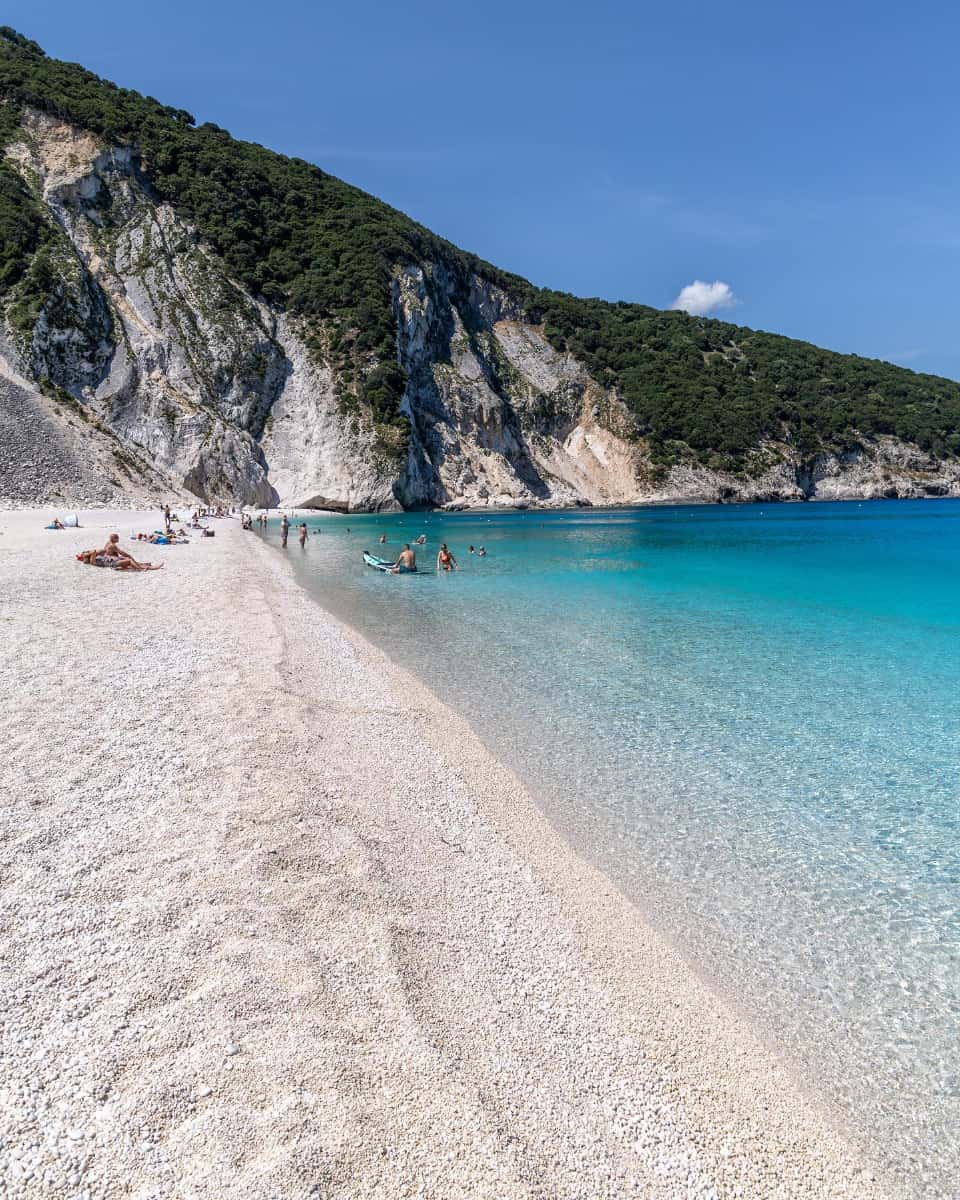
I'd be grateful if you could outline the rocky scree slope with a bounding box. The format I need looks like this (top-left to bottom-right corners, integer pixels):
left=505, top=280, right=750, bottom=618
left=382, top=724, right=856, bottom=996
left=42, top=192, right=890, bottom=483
left=0, top=365, right=183, bottom=509
left=2, top=28, right=960, bottom=509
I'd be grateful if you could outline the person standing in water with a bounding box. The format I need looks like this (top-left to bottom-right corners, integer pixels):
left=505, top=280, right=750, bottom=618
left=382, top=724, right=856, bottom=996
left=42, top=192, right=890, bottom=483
left=437, top=543, right=457, bottom=571
left=379, top=533, right=387, bottom=545
left=280, top=514, right=289, bottom=548
left=299, top=522, right=308, bottom=548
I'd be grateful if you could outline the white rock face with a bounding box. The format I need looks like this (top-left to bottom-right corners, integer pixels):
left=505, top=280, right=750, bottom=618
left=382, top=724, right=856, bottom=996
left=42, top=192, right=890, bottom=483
left=800, top=439, right=960, bottom=500
left=260, top=315, right=398, bottom=511
left=392, top=264, right=648, bottom=508
left=3, top=109, right=959, bottom=510
left=650, top=439, right=960, bottom=505
left=4, top=110, right=279, bottom=504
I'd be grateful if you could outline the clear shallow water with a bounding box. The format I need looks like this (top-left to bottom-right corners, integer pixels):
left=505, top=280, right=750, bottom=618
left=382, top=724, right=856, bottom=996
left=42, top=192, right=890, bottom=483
left=267, top=501, right=960, bottom=1195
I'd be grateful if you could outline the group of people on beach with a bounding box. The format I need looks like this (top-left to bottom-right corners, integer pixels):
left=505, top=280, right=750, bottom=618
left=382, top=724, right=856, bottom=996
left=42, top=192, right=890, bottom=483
left=241, top=512, right=271, bottom=531
left=239, top=510, right=314, bottom=542
left=102, top=501, right=491, bottom=578
left=71, top=502, right=238, bottom=573
left=189, top=504, right=231, bottom=520
left=133, top=529, right=188, bottom=545
left=167, top=505, right=230, bottom=532
left=64, top=500, right=492, bottom=580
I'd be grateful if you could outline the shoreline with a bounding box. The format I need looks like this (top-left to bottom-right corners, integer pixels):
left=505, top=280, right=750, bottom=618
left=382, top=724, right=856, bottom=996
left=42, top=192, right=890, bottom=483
left=262, top=529, right=892, bottom=1197
left=267, top=492, right=960, bottom=517
left=1, top=509, right=889, bottom=1198
left=4, top=492, right=957, bottom=521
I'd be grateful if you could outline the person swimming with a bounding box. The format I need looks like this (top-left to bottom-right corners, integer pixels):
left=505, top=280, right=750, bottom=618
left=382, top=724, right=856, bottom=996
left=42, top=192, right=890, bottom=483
left=437, top=543, right=457, bottom=571
left=478, top=546, right=486, bottom=557
left=392, top=544, right=417, bottom=574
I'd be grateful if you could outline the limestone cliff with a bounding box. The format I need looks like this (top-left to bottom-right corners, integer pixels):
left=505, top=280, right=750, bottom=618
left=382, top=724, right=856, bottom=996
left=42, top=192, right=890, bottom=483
left=2, top=108, right=959, bottom=510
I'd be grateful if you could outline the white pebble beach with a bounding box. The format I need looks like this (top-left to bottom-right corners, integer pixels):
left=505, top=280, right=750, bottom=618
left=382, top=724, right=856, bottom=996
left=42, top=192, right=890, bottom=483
left=1, top=509, right=890, bottom=1199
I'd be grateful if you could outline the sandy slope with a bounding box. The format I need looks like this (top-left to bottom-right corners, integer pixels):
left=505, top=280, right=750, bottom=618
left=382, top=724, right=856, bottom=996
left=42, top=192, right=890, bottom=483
left=0, top=510, right=888, bottom=1199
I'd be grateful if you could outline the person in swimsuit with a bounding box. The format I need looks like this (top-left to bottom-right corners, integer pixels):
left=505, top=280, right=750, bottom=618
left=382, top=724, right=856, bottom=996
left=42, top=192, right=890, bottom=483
left=97, top=533, right=163, bottom=571
left=437, top=543, right=457, bottom=571
left=299, top=522, right=308, bottom=547
left=280, top=514, right=289, bottom=547
left=392, top=544, right=417, bottom=574
left=478, top=546, right=486, bottom=557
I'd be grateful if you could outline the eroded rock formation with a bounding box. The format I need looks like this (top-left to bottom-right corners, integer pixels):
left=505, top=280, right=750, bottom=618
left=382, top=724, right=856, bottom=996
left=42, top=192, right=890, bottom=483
left=3, top=110, right=959, bottom=509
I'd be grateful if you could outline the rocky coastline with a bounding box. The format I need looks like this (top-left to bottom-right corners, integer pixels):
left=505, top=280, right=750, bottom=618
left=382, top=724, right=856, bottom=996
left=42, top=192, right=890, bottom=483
left=2, top=109, right=959, bottom=514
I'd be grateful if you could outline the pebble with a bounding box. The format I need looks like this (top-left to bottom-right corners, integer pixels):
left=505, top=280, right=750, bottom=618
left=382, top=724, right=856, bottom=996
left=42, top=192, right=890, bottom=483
left=0, top=510, right=891, bottom=1200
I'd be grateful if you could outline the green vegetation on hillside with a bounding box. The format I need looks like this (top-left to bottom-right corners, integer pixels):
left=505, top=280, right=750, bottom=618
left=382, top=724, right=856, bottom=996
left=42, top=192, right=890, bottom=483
left=2, top=25, right=960, bottom=470
left=0, top=27, right=530, bottom=439
left=534, top=295, right=960, bottom=467
left=0, top=75, right=57, bottom=302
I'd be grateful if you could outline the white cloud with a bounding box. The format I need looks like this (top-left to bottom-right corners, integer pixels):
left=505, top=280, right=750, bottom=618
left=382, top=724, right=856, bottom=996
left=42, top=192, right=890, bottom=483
left=670, top=280, right=737, bottom=316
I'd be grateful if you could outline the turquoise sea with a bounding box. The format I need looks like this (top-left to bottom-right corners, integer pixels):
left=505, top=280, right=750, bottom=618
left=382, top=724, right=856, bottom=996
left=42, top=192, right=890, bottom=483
left=267, top=500, right=960, bottom=1195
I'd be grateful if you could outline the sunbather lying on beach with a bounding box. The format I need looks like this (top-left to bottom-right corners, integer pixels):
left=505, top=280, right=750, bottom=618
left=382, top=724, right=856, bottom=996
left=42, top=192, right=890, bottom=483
left=145, top=531, right=188, bottom=544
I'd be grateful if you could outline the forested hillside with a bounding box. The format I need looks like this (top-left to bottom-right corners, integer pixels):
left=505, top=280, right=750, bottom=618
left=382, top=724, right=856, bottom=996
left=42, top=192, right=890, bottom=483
left=2, top=25, right=959, bottom=487
left=535, top=296, right=960, bottom=469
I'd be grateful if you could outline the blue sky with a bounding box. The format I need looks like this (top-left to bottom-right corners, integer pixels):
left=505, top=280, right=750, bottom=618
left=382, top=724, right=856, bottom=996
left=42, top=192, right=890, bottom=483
left=9, top=0, right=960, bottom=377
